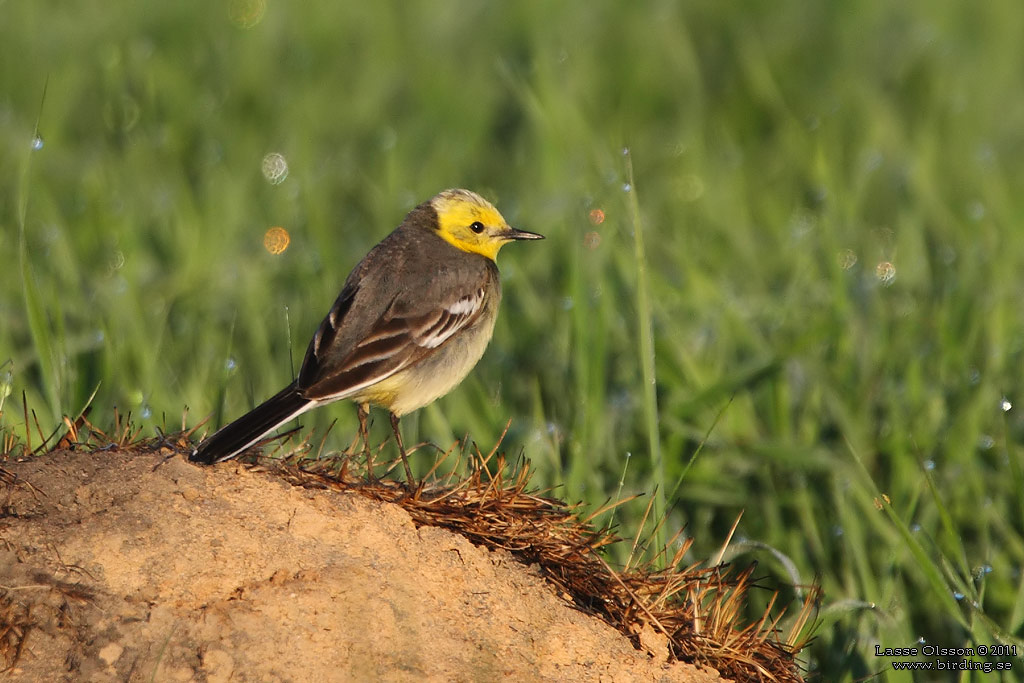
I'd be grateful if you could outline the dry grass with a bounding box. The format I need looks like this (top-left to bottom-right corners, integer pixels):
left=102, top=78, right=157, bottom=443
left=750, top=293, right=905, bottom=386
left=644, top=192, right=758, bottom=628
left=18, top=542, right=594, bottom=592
left=270, top=427, right=814, bottom=682
left=1, top=415, right=815, bottom=681
left=0, top=584, right=33, bottom=672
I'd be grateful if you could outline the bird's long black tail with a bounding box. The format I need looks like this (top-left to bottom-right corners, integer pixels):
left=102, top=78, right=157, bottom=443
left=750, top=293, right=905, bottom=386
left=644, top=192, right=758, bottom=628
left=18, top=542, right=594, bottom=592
left=190, top=383, right=315, bottom=464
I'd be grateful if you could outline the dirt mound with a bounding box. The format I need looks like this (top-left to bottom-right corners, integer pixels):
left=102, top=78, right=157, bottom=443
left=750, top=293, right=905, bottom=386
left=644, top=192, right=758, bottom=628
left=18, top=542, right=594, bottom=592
left=1, top=448, right=728, bottom=682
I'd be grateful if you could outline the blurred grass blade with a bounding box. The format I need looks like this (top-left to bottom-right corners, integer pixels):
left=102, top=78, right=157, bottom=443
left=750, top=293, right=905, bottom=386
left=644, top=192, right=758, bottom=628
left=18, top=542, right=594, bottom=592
left=672, top=358, right=782, bottom=419
left=623, top=148, right=665, bottom=554
left=18, top=77, right=61, bottom=422
left=843, top=435, right=971, bottom=630
left=921, top=459, right=973, bottom=587
left=1008, top=573, right=1024, bottom=635
left=879, top=499, right=970, bottom=630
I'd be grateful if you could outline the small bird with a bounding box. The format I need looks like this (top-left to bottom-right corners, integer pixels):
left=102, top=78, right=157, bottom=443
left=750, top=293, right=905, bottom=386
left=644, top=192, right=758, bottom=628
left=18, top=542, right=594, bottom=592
left=190, top=188, right=543, bottom=478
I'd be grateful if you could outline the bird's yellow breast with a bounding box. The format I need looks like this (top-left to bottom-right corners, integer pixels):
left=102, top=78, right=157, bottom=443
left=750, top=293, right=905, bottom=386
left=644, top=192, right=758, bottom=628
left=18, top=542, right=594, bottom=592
left=353, top=298, right=499, bottom=416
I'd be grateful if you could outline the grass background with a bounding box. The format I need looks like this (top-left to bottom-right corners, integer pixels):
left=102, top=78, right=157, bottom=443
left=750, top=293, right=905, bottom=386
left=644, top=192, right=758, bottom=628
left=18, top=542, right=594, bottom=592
left=4, top=0, right=1024, bottom=679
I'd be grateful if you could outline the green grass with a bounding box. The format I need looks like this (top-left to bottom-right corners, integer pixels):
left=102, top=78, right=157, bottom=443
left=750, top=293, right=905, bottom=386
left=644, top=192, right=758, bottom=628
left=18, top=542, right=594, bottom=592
left=4, top=0, right=1024, bottom=678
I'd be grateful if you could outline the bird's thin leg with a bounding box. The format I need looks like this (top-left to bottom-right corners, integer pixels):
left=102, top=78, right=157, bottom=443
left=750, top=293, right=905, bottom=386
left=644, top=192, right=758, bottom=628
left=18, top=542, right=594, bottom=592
left=357, top=403, right=374, bottom=480
left=389, top=412, right=415, bottom=483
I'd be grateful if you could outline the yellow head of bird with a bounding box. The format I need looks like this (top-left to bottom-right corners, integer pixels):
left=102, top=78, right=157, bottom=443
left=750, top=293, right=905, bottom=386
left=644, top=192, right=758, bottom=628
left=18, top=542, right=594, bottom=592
left=431, top=188, right=543, bottom=260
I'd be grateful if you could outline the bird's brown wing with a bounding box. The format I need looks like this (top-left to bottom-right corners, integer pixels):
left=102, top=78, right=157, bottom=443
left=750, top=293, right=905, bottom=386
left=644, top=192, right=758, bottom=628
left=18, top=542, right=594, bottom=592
left=298, top=272, right=492, bottom=402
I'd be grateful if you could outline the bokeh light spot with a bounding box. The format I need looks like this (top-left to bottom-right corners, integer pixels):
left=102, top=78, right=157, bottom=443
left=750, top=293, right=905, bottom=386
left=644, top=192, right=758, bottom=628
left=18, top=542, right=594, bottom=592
left=875, top=261, right=896, bottom=285
left=838, top=249, right=857, bottom=270
left=264, top=226, right=290, bottom=255
left=229, top=0, right=266, bottom=28
left=261, top=152, right=289, bottom=185
left=108, top=250, right=126, bottom=272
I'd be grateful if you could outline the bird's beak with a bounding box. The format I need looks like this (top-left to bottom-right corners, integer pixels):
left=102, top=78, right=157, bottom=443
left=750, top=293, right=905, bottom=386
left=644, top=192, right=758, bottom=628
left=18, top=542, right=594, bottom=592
left=501, top=227, right=545, bottom=241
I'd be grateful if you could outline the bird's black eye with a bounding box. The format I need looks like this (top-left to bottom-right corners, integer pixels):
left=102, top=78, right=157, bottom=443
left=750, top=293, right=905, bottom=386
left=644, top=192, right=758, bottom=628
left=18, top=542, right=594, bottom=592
left=470, top=221, right=485, bottom=234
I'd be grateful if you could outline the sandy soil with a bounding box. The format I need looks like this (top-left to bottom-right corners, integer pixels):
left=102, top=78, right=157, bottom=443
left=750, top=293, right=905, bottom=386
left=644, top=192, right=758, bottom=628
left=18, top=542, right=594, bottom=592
left=1, top=448, right=726, bottom=682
